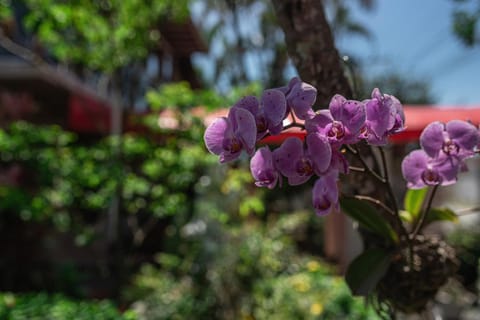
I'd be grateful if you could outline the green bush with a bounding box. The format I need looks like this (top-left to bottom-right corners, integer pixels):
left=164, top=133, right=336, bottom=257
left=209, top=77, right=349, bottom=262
left=125, top=212, right=379, bottom=320
left=448, top=224, right=480, bottom=291
left=0, top=292, right=136, bottom=320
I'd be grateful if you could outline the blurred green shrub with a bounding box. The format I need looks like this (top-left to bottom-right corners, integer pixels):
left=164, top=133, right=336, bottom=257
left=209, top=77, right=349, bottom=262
left=125, top=212, right=379, bottom=320
left=0, top=292, right=136, bottom=320
left=146, top=81, right=262, bottom=112
left=0, top=120, right=213, bottom=241
left=448, top=223, right=480, bottom=291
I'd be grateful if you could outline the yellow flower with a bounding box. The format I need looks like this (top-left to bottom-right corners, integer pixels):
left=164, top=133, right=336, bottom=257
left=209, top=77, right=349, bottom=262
left=310, top=302, right=323, bottom=316
left=290, top=275, right=310, bottom=292
left=307, top=260, right=320, bottom=272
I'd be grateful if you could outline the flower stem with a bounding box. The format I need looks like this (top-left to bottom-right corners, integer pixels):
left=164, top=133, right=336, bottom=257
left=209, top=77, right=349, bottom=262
left=412, top=185, right=439, bottom=239
left=377, top=147, right=398, bottom=214
left=346, top=145, right=385, bottom=183
left=348, top=144, right=411, bottom=253
left=353, top=195, right=395, bottom=216
left=377, top=147, right=412, bottom=261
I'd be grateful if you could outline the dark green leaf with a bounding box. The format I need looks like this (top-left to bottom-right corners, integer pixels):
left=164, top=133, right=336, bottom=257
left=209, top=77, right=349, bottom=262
left=424, top=207, right=458, bottom=226
left=340, top=197, right=398, bottom=243
left=345, top=248, right=392, bottom=296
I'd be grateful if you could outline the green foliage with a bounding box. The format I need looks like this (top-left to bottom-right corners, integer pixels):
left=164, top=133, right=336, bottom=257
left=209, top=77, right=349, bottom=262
left=0, top=119, right=213, bottom=236
left=401, top=188, right=458, bottom=228
left=453, top=10, right=478, bottom=46
left=345, top=248, right=391, bottom=296
left=0, top=292, right=135, bottom=320
left=0, top=0, right=12, bottom=21
left=450, top=0, right=480, bottom=47
left=20, top=0, right=189, bottom=71
left=340, top=197, right=398, bottom=243
left=401, top=187, right=428, bottom=223
left=403, top=188, right=428, bottom=219
left=125, top=212, right=380, bottom=319
left=146, top=81, right=262, bottom=111
left=423, top=207, right=458, bottom=226
left=448, top=222, right=480, bottom=290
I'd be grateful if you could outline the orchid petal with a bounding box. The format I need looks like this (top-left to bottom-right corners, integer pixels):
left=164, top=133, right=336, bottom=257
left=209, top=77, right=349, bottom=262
left=446, top=120, right=479, bottom=151
left=230, top=107, right=257, bottom=155
left=262, top=89, right=287, bottom=127
left=204, top=117, right=229, bottom=156
left=306, top=133, right=332, bottom=174
left=312, top=172, right=339, bottom=216
left=420, top=121, right=444, bottom=158
left=250, top=147, right=278, bottom=189
left=286, top=81, right=317, bottom=120
left=401, top=150, right=429, bottom=189
left=273, top=137, right=303, bottom=177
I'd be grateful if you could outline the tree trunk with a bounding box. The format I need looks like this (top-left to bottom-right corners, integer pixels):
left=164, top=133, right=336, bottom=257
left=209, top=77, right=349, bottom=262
left=271, top=0, right=352, bottom=107
left=271, top=0, right=387, bottom=270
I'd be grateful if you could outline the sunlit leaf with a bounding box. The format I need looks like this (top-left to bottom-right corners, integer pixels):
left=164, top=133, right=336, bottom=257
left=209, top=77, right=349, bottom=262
left=402, top=187, right=428, bottom=223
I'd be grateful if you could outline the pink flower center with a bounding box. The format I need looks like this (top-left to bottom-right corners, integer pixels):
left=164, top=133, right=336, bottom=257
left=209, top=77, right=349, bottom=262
left=328, top=121, right=345, bottom=139
left=256, top=116, right=267, bottom=133
left=315, top=195, right=331, bottom=211
left=226, top=138, right=242, bottom=153
left=421, top=168, right=441, bottom=185
left=296, top=158, right=313, bottom=176
left=442, top=139, right=459, bottom=155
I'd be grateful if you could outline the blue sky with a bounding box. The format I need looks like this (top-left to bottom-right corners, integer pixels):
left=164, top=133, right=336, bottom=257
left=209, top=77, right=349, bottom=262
left=192, top=0, right=480, bottom=105
left=336, top=0, right=480, bottom=105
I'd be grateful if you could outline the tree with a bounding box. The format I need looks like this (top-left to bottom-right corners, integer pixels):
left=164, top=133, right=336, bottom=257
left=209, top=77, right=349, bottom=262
left=194, top=0, right=376, bottom=97
left=271, top=0, right=352, bottom=106
left=451, top=0, right=480, bottom=46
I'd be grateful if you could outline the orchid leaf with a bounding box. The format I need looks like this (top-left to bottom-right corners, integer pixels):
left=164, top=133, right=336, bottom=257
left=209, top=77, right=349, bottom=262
left=399, top=210, right=414, bottom=223
left=403, top=187, right=428, bottom=222
left=424, top=207, right=458, bottom=226
left=345, top=248, right=392, bottom=296
left=340, top=197, right=398, bottom=243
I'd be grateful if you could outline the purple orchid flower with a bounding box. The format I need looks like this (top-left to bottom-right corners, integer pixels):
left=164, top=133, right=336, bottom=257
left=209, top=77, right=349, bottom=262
left=477, top=125, right=480, bottom=150
left=362, top=88, right=405, bottom=145
left=274, top=77, right=317, bottom=120
left=312, top=171, right=339, bottom=216
left=420, top=120, right=479, bottom=159
left=262, top=89, right=287, bottom=135
left=305, top=95, right=366, bottom=146
left=328, top=148, right=350, bottom=175
left=250, top=147, right=279, bottom=189
left=273, top=137, right=312, bottom=185
left=233, top=90, right=286, bottom=139
left=401, top=149, right=460, bottom=189
left=204, top=106, right=256, bottom=163
left=272, top=135, right=331, bottom=186
left=285, top=78, right=317, bottom=120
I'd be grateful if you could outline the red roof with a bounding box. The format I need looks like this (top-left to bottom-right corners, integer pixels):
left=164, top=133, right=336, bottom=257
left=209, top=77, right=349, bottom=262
left=208, top=105, right=480, bottom=145
left=68, top=94, right=111, bottom=134
left=390, top=106, right=480, bottom=143
left=68, top=103, right=480, bottom=141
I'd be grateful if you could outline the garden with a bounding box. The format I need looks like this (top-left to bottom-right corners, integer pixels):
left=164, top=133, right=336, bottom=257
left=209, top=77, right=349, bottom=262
left=1, top=1, right=480, bottom=319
